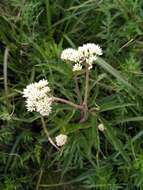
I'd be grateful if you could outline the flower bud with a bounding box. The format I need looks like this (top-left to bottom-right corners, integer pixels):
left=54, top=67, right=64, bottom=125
left=55, top=134, right=67, bottom=147
left=98, top=123, right=105, bottom=131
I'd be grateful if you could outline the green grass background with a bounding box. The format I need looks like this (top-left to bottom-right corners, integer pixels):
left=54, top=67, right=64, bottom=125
left=1, top=0, right=143, bottom=189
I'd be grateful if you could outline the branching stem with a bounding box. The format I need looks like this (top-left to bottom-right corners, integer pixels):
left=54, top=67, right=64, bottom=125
left=80, top=64, right=90, bottom=122
left=74, top=75, right=82, bottom=104
left=41, top=117, right=59, bottom=150
left=53, top=97, right=84, bottom=110
left=83, top=65, right=89, bottom=106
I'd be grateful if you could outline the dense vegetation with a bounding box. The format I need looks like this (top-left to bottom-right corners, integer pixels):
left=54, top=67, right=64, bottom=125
left=1, top=0, right=143, bottom=189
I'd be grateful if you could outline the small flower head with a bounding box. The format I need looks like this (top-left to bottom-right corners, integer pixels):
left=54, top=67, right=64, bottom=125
left=78, top=43, right=102, bottom=67
left=23, top=79, right=53, bottom=116
left=78, top=43, right=102, bottom=57
left=61, top=43, right=102, bottom=71
left=98, top=123, right=105, bottom=132
left=61, top=48, right=79, bottom=62
left=73, top=63, right=82, bottom=72
left=55, top=134, right=67, bottom=147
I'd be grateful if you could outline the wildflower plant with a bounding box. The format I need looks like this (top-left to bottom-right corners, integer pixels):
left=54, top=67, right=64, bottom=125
left=23, top=43, right=103, bottom=148
left=1, top=0, right=143, bottom=188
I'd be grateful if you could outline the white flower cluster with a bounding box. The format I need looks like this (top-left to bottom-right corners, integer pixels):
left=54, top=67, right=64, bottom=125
left=23, top=79, right=53, bottom=116
left=73, top=63, right=82, bottom=72
left=61, top=48, right=79, bottom=62
left=55, top=134, right=67, bottom=147
left=61, top=43, right=102, bottom=71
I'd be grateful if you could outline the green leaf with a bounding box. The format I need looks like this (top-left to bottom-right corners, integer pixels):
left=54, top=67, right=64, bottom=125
left=101, top=119, right=130, bottom=163
left=100, top=103, right=135, bottom=112
left=65, top=122, right=91, bottom=134
left=96, top=57, right=140, bottom=95
left=112, top=116, right=143, bottom=125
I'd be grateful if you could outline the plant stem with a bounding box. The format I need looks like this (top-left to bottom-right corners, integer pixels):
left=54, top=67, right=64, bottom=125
left=53, top=97, right=84, bottom=110
left=80, top=64, right=89, bottom=123
left=41, top=117, right=59, bottom=150
left=83, top=65, right=89, bottom=106
left=45, top=0, right=52, bottom=40
left=74, top=75, right=82, bottom=104
left=36, top=169, right=43, bottom=190
left=3, top=47, right=10, bottom=112
left=80, top=64, right=89, bottom=122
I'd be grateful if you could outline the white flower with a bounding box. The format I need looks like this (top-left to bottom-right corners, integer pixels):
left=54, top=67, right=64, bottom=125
left=73, top=63, right=82, bottom=71
left=55, top=134, right=67, bottom=147
left=87, top=56, right=97, bottom=65
left=78, top=43, right=102, bottom=67
left=78, top=43, right=102, bottom=57
left=87, top=56, right=97, bottom=70
left=61, top=43, right=103, bottom=71
left=23, top=79, right=53, bottom=116
left=36, top=96, right=52, bottom=116
left=88, top=64, right=93, bottom=70
left=98, top=123, right=105, bottom=131
left=61, top=48, right=79, bottom=62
